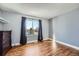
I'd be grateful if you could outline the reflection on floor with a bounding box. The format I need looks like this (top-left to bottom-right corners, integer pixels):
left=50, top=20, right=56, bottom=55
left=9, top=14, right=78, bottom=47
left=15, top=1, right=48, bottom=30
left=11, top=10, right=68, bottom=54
left=6, top=40, right=79, bottom=56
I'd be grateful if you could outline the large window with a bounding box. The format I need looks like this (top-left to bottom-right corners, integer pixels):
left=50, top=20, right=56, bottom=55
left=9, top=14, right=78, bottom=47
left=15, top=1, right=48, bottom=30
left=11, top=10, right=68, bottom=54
left=26, top=19, right=39, bottom=35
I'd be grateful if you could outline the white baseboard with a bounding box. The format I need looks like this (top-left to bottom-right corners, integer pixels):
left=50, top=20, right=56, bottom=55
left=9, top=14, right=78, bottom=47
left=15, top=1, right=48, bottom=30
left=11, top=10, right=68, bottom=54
left=12, top=40, right=38, bottom=46
left=12, top=38, right=49, bottom=46
left=12, top=43, right=20, bottom=46
left=56, top=40, right=79, bottom=50
left=27, top=38, right=49, bottom=43
left=27, top=40, right=37, bottom=43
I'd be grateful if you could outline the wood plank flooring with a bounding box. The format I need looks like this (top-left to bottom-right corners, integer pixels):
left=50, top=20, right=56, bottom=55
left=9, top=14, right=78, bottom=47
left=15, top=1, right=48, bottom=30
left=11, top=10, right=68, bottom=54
left=6, top=40, right=79, bottom=56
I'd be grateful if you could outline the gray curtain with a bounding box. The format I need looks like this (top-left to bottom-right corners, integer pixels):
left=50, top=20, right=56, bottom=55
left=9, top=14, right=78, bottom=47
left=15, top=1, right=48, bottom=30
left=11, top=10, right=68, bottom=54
left=38, top=20, right=43, bottom=42
left=20, top=17, right=27, bottom=45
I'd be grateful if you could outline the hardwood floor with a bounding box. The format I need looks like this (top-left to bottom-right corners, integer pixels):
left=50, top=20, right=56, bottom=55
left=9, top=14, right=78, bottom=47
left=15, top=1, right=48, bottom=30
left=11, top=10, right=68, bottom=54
left=6, top=40, right=79, bottom=56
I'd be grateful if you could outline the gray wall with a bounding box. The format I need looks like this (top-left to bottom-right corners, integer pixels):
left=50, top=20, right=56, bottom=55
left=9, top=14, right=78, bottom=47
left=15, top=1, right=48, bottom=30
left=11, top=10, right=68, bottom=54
left=0, top=10, right=49, bottom=45
left=48, top=19, right=53, bottom=39
left=0, top=10, right=3, bottom=30
left=1, top=11, right=22, bottom=45
left=53, top=8, right=79, bottom=47
left=0, top=10, right=4, bottom=30
left=0, top=23, right=3, bottom=30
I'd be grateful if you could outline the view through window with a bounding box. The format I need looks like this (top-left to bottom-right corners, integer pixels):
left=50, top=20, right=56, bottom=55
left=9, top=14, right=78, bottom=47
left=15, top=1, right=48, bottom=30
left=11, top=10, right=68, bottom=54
left=26, top=19, right=39, bottom=36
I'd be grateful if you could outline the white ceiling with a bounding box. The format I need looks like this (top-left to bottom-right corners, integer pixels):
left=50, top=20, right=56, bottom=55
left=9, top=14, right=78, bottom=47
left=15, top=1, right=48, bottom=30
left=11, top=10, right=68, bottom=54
left=0, top=3, right=79, bottom=19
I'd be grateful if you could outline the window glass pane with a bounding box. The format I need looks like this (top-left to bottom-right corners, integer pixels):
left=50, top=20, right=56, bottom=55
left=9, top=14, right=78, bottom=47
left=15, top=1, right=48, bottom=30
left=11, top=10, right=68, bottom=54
left=33, top=20, right=39, bottom=35
left=26, top=19, right=39, bottom=35
left=26, top=19, right=32, bottom=35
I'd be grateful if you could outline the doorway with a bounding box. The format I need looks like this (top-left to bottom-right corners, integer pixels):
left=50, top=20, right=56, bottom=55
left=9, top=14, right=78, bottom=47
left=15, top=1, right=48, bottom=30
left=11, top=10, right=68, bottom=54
left=25, top=18, right=39, bottom=43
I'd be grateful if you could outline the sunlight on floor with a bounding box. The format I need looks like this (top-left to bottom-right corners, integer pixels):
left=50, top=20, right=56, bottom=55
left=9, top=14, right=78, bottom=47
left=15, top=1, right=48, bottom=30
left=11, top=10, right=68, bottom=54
left=24, top=46, right=41, bottom=56
left=52, top=34, right=57, bottom=54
